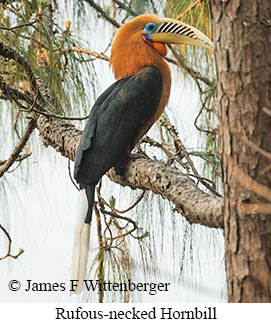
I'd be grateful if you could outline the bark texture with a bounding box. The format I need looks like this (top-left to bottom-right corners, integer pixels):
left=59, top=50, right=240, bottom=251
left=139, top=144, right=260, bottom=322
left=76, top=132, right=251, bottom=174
left=36, top=115, right=81, bottom=161
left=108, top=157, right=224, bottom=228
left=34, top=114, right=224, bottom=229
left=210, top=0, right=271, bottom=302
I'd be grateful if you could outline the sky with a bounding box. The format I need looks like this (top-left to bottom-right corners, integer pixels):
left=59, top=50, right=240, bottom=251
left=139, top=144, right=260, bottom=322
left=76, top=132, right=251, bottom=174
left=0, top=1, right=226, bottom=303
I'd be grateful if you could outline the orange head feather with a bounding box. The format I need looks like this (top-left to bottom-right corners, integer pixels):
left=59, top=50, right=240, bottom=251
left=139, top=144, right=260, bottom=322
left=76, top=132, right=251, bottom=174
left=109, top=14, right=169, bottom=80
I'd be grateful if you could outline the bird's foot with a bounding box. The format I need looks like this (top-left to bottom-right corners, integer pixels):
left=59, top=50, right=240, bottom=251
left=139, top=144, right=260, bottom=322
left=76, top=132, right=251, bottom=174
left=113, top=153, right=147, bottom=182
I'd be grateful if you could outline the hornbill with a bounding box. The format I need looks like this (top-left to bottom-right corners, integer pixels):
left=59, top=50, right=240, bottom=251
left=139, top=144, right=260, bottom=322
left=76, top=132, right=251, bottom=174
left=71, top=14, right=214, bottom=293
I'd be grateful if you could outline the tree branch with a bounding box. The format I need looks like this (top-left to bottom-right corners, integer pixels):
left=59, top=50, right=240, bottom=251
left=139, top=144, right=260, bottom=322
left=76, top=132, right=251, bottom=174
left=0, top=78, right=88, bottom=121
left=176, top=0, right=206, bottom=20
left=84, top=0, right=121, bottom=28
left=0, top=19, right=38, bottom=31
left=34, top=114, right=224, bottom=229
left=160, top=116, right=221, bottom=197
left=112, top=0, right=137, bottom=17
left=108, top=157, right=224, bottom=229
left=58, top=47, right=109, bottom=62
left=0, top=41, right=44, bottom=103
left=35, top=115, right=82, bottom=161
left=168, top=45, right=215, bottom=87
left=0, top=119, right=36, bottom=178
left=0, top=224, right=24, bottom=260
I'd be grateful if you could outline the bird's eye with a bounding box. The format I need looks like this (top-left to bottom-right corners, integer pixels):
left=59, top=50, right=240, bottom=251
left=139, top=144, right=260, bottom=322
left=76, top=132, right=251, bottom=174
left=144, top=22, right=158, bottom=34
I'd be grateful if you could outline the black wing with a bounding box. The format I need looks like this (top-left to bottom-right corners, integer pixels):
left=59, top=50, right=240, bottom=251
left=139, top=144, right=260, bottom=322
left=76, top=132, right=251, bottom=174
left=74, top=66, right=162, bottom=185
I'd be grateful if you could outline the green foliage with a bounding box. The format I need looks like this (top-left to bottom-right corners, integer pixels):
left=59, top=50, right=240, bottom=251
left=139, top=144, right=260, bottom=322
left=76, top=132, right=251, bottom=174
left=166, top=0, right=212, bottom=34
left=109, top=195, right=116, bottom=208
left=0, top=0, right=97, bottom=121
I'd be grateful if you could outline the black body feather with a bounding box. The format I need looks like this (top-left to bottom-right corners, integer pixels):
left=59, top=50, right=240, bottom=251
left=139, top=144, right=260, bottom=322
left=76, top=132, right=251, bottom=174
left=74, top=66, right=162, bottom=222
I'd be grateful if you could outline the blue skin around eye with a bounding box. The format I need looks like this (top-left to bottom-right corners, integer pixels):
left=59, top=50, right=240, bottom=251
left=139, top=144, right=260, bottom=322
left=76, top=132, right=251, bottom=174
left=143, top=22, right=158, bottom=34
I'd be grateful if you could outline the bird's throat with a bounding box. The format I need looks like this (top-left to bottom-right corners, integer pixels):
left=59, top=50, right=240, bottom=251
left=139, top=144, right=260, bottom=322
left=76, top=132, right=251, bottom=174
left=142, top=35, right=167, bottom=57
left=152, top=42, right=167, bottom=57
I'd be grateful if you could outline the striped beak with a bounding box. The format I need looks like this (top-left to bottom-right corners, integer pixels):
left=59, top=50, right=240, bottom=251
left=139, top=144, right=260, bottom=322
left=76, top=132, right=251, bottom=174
left=151, top=18, right=214, bottom=51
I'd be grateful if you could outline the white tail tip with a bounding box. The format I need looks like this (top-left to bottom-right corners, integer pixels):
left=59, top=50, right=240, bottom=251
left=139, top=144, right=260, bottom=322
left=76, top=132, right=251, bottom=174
left=70, top=189, right=91, bottom=294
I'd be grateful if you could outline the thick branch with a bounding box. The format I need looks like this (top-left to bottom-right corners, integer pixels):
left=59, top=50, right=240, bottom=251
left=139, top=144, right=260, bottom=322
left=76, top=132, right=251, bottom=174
left=34, top=114, right=224, bottom=229
left=35, top=115, right=81, bottom=161
left=108, top=157, right=224, bottom=229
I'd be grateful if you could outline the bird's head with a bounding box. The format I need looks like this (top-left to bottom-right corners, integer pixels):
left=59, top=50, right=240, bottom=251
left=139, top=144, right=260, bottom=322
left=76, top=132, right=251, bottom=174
left=110, top=14, right=214, bottom=79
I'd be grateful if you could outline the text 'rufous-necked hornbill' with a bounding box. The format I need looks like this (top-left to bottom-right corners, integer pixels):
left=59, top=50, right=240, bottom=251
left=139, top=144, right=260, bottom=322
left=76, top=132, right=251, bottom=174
left=71, top=14, right=214, bottom=294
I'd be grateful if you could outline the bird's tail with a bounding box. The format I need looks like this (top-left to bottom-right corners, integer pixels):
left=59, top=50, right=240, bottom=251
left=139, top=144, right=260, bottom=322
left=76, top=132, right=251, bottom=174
left=71, top=184, right=95, bottom=294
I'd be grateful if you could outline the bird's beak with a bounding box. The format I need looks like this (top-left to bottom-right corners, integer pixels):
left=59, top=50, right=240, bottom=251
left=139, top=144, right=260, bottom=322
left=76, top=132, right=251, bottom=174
left=151, top=18, right=214, bottom=51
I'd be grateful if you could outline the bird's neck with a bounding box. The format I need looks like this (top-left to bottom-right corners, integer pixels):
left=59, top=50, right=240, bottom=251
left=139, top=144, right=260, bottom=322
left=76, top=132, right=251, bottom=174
left=110, top=39, right=171, bottom=119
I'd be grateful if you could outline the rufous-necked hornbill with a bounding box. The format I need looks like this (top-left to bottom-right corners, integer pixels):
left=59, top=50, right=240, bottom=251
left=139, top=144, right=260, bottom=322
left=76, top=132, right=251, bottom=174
left=71, top=14, right=214, bottom=293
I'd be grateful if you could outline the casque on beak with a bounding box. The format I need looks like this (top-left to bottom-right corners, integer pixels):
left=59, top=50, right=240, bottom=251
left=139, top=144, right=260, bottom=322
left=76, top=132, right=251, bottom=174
left=151, top=18, right=214, bottom=51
